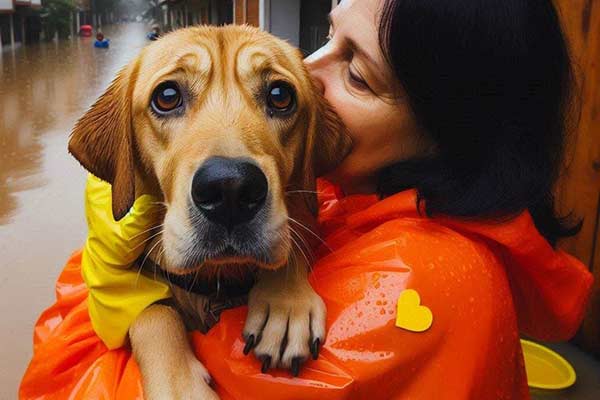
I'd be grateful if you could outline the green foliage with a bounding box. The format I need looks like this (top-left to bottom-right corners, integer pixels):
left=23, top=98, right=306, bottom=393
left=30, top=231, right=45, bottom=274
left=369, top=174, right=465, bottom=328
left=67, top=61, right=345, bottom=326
left=41, top=0, right=76, bottom=40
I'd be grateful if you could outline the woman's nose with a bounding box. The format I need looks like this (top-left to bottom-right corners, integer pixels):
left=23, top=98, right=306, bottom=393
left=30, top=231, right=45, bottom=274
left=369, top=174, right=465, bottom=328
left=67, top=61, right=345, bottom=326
left=304, top=44, right=332, bottom=94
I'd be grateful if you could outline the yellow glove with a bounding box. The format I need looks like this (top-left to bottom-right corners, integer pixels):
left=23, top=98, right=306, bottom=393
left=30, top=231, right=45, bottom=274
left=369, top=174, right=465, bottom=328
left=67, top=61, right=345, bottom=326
left=82, top=174, right=171, bottom=349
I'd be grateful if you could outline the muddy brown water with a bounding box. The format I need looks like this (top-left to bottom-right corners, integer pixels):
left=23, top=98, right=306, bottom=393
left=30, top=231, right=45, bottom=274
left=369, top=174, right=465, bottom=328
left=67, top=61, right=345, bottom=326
left=0, top=23, right=149, bottom=397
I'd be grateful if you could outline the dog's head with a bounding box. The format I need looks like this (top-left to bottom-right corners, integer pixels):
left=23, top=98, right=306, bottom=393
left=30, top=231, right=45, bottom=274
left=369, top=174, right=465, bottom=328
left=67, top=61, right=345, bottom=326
left=69, top=25, right=351, bottom=276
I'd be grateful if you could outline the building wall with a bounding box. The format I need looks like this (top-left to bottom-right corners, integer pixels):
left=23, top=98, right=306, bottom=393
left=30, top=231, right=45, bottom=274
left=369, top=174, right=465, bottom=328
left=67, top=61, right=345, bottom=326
left=233, top=0, right=258, bottom=26
left=234, top=0, right=242, bottom=23
left=299, top=0, right=331, bottom=55
left=246, top=0, right=258, bottom=26
left=270, top=0, right=300, bottom=46
left=0, top=14, right=11, bottom=45
left=0, top=0, right=13, bottom=12
left=215, top=0, right=233, bottom=25
left=212, top=0, right=221, bottom=23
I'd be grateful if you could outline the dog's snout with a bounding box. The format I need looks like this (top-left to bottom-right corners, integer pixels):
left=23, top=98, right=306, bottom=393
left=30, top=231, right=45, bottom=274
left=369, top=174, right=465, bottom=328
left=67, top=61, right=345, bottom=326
left=191, top=157, right=268, bottom=230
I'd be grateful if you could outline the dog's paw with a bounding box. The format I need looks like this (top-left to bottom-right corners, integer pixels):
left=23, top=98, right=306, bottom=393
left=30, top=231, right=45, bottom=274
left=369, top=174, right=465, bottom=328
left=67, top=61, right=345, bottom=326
left=242, top=273, right=326, bottom=376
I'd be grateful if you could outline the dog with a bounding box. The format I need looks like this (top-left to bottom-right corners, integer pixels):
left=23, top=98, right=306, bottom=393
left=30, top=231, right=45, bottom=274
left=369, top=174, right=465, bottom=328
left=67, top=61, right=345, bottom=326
left=68, top=25, right=351, bottom=399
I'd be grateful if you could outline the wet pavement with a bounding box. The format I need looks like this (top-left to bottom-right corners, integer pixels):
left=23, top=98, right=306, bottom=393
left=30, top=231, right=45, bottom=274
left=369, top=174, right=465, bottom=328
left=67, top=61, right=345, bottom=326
left=0, top=23, right=149, bottom=397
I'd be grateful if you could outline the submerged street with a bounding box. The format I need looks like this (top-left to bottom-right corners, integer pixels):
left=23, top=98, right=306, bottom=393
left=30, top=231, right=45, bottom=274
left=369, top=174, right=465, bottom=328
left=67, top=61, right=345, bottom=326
left=0, top=22, right=149, bottom=396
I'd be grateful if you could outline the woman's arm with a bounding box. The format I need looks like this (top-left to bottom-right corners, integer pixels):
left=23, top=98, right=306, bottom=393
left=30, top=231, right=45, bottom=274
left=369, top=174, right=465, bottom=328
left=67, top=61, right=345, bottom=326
left=82, top=175, right=171, bottom=349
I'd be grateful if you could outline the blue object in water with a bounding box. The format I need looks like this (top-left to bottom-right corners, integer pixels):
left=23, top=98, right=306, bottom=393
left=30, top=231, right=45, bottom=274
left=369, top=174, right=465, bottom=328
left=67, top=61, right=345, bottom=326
left=94, top=39, right=110, bottom=48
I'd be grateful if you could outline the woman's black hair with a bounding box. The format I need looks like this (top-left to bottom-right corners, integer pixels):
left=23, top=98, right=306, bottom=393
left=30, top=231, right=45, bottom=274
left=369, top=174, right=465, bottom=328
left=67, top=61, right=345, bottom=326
left=376, top=0, right=581, bottom=245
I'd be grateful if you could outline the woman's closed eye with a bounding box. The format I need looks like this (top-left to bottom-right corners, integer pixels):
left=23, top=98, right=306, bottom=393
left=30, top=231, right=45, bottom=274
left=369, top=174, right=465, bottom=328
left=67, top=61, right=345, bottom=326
left=324, top=20, right=375, bottom=95
left=348, top=65, right=371, bottom=92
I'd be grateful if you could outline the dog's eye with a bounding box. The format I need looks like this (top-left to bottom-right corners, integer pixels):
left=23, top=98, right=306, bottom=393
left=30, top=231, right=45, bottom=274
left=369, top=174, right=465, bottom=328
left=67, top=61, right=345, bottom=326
left=266, top=82, right=295, bottom=115
left=151, top=81, right=183, bottom=115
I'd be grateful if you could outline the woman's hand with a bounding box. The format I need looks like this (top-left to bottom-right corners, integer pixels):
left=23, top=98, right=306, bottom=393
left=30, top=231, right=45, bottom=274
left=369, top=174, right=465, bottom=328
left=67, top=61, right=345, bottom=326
left=83, top=174, right=161, bottom=266
left=81, top=174, right=171, bottom=349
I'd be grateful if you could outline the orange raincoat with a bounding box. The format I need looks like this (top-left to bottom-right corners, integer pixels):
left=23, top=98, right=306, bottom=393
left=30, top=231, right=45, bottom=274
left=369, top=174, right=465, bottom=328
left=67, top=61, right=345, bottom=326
left=20, top=182, right=593, bottom=399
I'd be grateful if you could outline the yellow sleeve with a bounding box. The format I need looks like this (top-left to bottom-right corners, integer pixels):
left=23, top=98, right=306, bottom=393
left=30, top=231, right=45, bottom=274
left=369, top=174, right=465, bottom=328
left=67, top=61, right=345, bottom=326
left=81, top=175, right=172, bottom=349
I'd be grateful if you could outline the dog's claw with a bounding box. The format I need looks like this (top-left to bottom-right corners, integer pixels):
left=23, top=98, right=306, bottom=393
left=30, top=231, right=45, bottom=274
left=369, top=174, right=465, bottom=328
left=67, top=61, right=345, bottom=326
left=243, top=335, right=255, bottom=355
left=260, top=356, right=271, bottom=373
left=291, top=357, right=302, bottom=377
left=310, top=338, right=320, bottom=360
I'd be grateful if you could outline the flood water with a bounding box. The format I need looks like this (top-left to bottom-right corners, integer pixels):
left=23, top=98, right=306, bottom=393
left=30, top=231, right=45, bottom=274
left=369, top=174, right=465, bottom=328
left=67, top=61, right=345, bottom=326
left=0, top=23, right=149, bottom=397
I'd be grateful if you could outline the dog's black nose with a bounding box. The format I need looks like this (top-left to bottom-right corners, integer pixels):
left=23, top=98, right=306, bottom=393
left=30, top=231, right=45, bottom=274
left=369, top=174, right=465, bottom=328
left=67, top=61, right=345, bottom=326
left=191, top=157, right=268, bottom=230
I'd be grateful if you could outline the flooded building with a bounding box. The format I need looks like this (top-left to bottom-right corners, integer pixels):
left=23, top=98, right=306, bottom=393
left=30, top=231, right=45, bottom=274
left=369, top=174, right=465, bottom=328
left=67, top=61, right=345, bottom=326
left=20, top=1, right=42, bottom=43
left=0, top=0, right=42, bottom=49
left=74, top=0, right=92, bottom=32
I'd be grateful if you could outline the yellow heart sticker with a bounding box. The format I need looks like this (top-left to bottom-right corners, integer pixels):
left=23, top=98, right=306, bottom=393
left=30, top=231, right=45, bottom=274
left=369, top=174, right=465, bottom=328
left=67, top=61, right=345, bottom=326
left=395, top=289, right=433, bottom=332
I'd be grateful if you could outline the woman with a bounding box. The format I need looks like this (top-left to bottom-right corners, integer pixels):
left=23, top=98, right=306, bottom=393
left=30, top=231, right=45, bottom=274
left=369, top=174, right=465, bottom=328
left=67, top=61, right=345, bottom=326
left=20, top=0, right=593, bottom=399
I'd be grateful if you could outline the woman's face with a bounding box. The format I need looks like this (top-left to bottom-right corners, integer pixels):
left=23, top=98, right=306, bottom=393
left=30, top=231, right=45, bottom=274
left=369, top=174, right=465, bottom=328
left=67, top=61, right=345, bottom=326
left=305, top=0, right=433, bottom=194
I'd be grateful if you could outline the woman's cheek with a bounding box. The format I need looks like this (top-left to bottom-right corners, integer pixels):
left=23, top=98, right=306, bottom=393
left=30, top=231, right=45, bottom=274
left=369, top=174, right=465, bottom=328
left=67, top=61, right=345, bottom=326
left=321, top=75, right=403, bottom=183
left=325, top=82, right=368, bottom=147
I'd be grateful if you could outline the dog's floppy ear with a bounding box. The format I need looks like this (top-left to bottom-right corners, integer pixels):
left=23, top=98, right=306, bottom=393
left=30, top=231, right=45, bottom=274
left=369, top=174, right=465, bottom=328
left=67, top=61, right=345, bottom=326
left=69, top=62, right=138, bottom=220
left=298, top=94, right=352, bottom=215
left=312, top=97, right=352, bottom=178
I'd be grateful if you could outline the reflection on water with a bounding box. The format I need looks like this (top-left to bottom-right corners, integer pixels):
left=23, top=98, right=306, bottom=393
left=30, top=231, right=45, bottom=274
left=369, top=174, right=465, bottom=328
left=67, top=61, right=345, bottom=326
left=0, top=23, right=150, bottom=397
left=0, top=23, right=148, bottom=224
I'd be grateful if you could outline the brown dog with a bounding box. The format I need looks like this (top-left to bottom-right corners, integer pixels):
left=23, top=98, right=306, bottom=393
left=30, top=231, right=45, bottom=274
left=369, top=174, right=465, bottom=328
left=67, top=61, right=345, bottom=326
left=69, top=25, right=351, bottom=399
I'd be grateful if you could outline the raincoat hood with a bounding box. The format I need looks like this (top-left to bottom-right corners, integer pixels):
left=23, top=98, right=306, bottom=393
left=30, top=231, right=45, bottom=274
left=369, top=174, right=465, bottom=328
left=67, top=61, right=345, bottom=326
left=317, top=180, right=593, bottom=341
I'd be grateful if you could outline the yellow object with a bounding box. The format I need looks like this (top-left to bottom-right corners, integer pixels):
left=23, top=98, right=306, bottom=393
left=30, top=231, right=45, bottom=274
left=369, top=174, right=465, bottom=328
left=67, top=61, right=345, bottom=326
left=520, top=339, right=576, bottom=390
left=395, top=289, right=433, bottom=332
left=82, top=174, right=172, bottom=349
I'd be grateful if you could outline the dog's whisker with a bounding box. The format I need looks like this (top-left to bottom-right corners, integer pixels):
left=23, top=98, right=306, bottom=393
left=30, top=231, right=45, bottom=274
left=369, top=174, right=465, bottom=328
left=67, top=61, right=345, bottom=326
left=290, top=227, right=308, bottom=258
left=288, top=225, right=313, bottom=255
left=140, top=239, right=163, bottom=269
left=287, top=217, right=332, bottom=252
left=287, top=216, right=324, bottom=243
left=136, top=239, right=164, bottom=288
left=132, top=229, right=165, bottom=251
left=290, top=240, right=309, bottom=279
left=134, top=261, right=145, bottom=289
left=129, top=223, right=165, bottom=241
left=155, top=247, right=167, bottom=283
left=164, top=265, right=175, bottom=293
left=185, top=269, right=200, bottom=303
left=288, top=224, right=313, bottom=255
left=289, top=226, right=317, bottom=277
left=288, top=227, right=312, bottom=270
left=279, top=225, right=297, bottom=253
